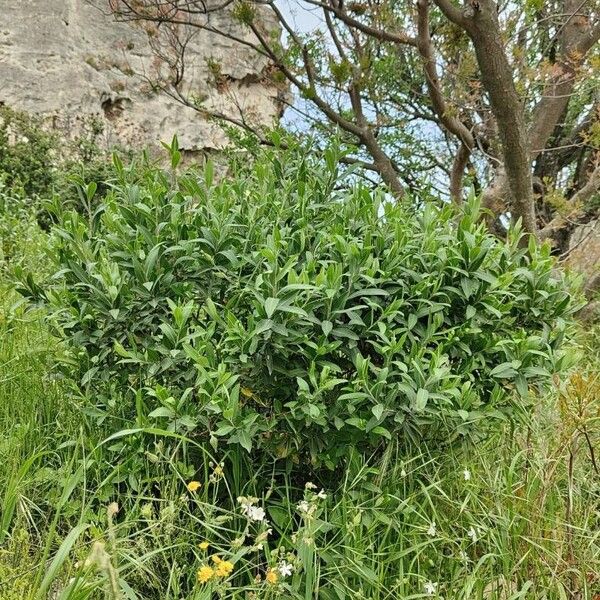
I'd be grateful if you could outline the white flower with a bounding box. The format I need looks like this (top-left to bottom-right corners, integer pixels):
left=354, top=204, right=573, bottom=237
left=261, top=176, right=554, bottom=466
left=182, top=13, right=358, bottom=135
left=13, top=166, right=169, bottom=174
left=467, top=526, right=477, bottom=542
left=424, top=581, right=438, bottom=596
left=238, top=498, right=267, bottom=522
left=463, top=469, right=471, bottom=481
left=317, top=489, right=327, bottom=500
left=246, top=506, right=266, bottom=522
left=459, top=550, right=470, bottom=564
left=400, top=468, right=407, bottom=477
left=278, top=560, right=293, bottom=577
left=297, top=500, right=311, bottom=514
left=305, top=482, right=317, bottom=490
left=427, top=521, right=437, bottom=537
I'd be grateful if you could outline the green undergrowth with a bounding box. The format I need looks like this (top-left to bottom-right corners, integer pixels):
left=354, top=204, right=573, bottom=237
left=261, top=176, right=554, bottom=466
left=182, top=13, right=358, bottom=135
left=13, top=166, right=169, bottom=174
left=0, top=144, right=598, bottom=599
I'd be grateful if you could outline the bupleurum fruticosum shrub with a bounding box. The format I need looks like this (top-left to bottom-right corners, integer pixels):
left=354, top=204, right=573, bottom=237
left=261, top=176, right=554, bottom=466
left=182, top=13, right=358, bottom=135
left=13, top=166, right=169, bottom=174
left=20, top=141, right=575, bottom=468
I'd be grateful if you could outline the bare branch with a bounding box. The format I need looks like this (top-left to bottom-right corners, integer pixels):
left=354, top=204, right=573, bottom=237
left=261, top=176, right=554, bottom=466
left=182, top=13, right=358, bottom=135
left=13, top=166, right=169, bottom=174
left=539, top=164, right=600, bottom=240
left=529, top=7, right=600, bottom=157
left=416, top=0, right=474, bottom=202
left=302, top=0, right=418, bottom=47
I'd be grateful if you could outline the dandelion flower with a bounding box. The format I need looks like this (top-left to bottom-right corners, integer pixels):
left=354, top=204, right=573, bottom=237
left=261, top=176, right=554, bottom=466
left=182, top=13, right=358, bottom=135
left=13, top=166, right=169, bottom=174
left=187, top=481, right=201, bottom=492
left=197, top=565, right=214, bottom=583
left=424, top=581, right=437, bottom=596
left=278, top=560, right=293, bottom=577
left=214, top=560, right=234, bottom=577
left=266, top=570, right=278, bottom=584
left=427, top=521, right=437, bottom=537
left=198, top=541, right=209, bottom=550
left=463, top=469, right=471, bottom=481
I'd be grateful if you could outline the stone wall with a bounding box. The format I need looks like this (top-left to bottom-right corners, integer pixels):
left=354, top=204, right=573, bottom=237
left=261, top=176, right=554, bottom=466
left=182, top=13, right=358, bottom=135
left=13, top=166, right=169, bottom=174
left=0, top=0, right=282, bottom=151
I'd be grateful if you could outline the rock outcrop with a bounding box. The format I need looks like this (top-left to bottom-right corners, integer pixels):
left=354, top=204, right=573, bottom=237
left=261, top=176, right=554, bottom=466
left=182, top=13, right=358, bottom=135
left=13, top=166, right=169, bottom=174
left=0, top=0, right=282, bottom=151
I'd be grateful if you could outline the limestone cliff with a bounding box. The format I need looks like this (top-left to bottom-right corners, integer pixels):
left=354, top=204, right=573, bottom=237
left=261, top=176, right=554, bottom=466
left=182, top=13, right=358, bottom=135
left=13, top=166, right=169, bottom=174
left=0, top=0, right=282, bottom=151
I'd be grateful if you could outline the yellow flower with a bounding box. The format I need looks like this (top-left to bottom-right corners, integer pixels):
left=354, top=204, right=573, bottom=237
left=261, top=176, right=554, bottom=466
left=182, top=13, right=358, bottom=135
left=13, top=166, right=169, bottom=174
left=266, top=570, right=278, bottom=584
left=198, top=541, right=210, bottom=550
left=214, top=560, right=234, bottom=577
left=211, top=555, right=223, bottom=564
left=197, top=565, right=214, bottom=583
left=214, top=465, right=224, bottom=477
left=187, top=481, right=201, bottom=492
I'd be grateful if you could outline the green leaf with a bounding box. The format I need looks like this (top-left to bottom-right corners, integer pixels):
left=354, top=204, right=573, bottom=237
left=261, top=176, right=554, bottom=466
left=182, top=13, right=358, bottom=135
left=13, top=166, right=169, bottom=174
left=237, top=430, right=253, bottom=453
left=371, top=426, right=391, bottom=440
left=371, top=404, right=385, bottom=420
left=264, top=297, right=280, bottom=318
left=148, top=407, right=175, bottom=419
left=415, top=388, right=429, bottom=411
left=490, top=362, right=518, bottom=379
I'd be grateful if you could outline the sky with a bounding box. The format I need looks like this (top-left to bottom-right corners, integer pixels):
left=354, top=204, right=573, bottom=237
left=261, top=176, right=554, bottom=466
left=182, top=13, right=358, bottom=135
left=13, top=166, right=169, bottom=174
left=276, top=0, right=323, bottom=34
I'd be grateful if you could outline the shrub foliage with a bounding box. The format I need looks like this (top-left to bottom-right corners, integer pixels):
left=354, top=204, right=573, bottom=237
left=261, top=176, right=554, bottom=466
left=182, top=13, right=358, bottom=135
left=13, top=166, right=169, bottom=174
left=21, top=141, right=574, bottom=467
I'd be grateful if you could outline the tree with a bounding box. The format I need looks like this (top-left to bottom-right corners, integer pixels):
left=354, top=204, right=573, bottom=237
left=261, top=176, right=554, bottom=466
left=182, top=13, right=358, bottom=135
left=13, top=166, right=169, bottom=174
left=103, top=0, right=599, bottom=244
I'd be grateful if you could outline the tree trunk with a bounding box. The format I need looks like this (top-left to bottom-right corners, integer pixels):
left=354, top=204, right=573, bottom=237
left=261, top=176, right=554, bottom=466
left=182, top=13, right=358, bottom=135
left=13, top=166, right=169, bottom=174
left=466, top=1, right=536, bottom=234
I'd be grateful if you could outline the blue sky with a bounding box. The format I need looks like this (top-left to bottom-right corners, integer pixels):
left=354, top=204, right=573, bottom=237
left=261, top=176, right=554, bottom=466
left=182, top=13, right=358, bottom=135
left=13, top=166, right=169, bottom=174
left=276, top=0, right=322, bottom=34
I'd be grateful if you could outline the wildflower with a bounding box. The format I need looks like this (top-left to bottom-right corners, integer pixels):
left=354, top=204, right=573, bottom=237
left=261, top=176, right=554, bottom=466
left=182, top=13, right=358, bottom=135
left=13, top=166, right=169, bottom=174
left=305, top=482, right=317, bottom=490
left=297, top=500, right=310, bottom=514
left=424, top=580, right=438, bottom=596
left=427, top=521, right=437, bottom=537
left=197, top=565, right=214, bottom=583
left=278, top=560, right=293, bottom=577
left=198, top=541, right=210, bottom=550
left=266, top=569, right=278, bottom=584
left=400, top=468, right=407, bottom=478
left=467, top=526, right=477, bottom=542
left=246, top=506, right=266, bottom=522
left=214, top=465, right=224, bottom=477
left=211, top=555, right=223, bottom=565
left=463, top=469, right=471, bottom=481
left=239, top=497, right=267, bottom=522
left=140, top=502, right=153, bottom=519
left=254, top=528, right=272, bottom=550
left=459, top=550, right=470, bottom=564
left=187, top=481, right=201, bottom=492
left=255, top=528, right=272, bottom=543
left=214, top=560, right=234, bottom=577
left=317, top=489, right=327, bottom=500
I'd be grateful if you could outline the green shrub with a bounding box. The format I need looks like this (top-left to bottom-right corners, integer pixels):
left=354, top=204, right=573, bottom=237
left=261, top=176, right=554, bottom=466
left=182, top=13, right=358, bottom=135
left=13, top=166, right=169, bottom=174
left=0, top=107, right=56, bottom=199
left=0, top=107, right=113, bottom=227
left=21, top=140, right=575, bottom=468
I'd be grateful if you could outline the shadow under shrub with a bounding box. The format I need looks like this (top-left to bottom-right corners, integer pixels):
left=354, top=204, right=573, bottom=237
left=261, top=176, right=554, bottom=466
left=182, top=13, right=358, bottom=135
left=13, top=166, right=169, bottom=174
left=21, top=140, right=576, bottom=469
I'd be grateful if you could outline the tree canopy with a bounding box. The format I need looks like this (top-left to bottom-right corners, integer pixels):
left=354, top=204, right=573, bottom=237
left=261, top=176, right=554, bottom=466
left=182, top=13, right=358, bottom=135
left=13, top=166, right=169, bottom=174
left=106, top=0, right=599, bottom=244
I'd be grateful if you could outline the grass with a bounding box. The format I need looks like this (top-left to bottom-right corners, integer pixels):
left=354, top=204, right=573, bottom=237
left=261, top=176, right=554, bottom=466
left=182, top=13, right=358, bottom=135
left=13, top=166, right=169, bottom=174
left=0, top=218, right=599, bottom=599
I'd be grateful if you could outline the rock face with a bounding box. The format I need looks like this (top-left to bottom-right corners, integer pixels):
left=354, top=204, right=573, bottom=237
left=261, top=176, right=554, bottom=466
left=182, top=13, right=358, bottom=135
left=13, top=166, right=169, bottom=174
left=0, top=0, right=282, bottom=151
